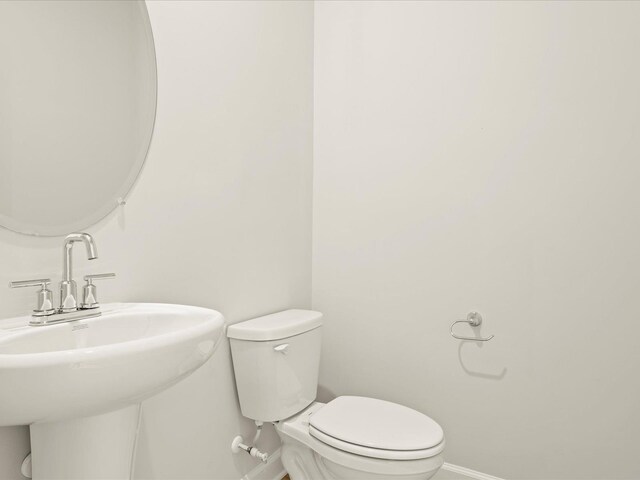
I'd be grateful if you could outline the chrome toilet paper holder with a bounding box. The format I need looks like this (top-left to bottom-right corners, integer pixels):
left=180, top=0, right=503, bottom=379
left=450, top=311, right=494, bottom=342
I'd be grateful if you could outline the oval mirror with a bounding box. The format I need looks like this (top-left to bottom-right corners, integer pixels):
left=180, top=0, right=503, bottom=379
left=0, top=0, right=156, bottom=236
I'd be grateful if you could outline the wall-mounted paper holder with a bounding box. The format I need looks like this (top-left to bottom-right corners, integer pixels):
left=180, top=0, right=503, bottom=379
left=450, top=311, right=494, bottom=342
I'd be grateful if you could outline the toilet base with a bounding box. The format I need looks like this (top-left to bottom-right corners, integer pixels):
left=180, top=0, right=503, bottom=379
left=281, top=434, right=442, bottom=480
left=280, top=434, right=332, bottom=479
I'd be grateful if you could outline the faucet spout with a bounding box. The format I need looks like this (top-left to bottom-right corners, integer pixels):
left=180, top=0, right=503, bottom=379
left=63, top=233, right=98, bottom=281
left=60, top=233, right=98, bottom=311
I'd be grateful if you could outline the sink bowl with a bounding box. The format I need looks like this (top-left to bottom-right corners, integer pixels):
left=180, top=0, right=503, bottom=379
left=0, top=303, right=225, bottom=479
left=0, top=303, right=225, bottom=426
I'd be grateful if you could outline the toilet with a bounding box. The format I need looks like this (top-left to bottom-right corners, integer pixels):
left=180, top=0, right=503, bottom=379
left=227, top=310, right=445, bottom=480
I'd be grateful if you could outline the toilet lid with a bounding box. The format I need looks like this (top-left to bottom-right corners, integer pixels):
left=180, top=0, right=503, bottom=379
left=309, top=396, right=444, bottom=459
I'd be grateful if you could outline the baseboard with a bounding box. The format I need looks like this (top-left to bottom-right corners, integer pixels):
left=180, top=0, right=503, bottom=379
left=438, top=462, right=505, bottom=480
left=241, top=450, right=503, bottom=480
left=241, top=448, right=286, bottom=480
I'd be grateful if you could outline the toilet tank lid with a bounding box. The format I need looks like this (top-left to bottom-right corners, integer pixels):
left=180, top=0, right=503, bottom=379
left=226, top=309, right=323, bottom=341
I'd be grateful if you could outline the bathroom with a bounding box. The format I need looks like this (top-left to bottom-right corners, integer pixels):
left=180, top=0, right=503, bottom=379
left=0, top=1, right=638, bottom=479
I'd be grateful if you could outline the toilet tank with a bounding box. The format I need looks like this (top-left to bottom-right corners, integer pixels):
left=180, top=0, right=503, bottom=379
left=227, top=309, right=323, bottom=422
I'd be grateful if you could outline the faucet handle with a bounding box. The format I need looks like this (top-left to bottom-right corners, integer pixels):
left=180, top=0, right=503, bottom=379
left=80, top=273, right=115, bottom=310
left=84, top=273, right=116, bottom=283
left=9, top=279, right=56, bottom=317
left=9, top=278, right=51, bottom=289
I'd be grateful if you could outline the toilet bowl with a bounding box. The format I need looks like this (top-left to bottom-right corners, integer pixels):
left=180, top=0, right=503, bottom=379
left=276, top=400, right=444, bottom=480
left=227, top=310, right=445, bottom=480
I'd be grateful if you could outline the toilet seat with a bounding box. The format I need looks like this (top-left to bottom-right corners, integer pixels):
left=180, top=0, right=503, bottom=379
left=309, top=396, right=444, bottom=460
left=277, top=402, right=445, bottom=478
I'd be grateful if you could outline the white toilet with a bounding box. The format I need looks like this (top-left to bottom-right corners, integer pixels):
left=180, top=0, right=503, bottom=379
left=227, top=310, right=445, bottom=480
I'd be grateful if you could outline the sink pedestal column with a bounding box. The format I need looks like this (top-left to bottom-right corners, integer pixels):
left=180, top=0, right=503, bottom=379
left=30, top=404, right=141, bottom=480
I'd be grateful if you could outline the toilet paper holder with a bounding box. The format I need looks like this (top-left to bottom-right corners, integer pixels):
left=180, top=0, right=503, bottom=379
left=450, top=312, right=494, bottom=342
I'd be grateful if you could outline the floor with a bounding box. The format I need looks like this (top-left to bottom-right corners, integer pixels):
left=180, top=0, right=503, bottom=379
left=284, top=471, right=462, bottom=479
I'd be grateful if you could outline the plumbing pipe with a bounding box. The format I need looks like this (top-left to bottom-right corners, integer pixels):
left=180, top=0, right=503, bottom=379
left=251, top=420, right=263, bottom=444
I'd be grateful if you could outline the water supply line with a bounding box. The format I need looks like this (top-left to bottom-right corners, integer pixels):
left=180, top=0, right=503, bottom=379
left=251, top=420, right=263, bottom=443
left=231, top=421, right=268, bottom=463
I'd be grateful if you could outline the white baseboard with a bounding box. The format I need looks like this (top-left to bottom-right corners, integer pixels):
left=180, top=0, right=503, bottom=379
left=241, top=448, right=286, bottom=480
left=438, top=462, right=505, bottom=480
left=241, top=450, right=504, bottom=480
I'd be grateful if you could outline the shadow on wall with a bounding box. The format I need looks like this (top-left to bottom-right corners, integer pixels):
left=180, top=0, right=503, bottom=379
left=457, top=342, right=507, bottom=381
left=316, top=384, right=338, bottom=403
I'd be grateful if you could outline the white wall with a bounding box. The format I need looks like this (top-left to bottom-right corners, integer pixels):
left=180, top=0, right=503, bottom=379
left=313, top=2, right=640, bottom=479
left=0, top=1, right=313, bottom=479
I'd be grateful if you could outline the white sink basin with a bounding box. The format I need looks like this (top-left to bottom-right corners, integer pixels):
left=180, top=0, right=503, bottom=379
left=0, top=303, right=224, bottom=426
left=0, top=303, right=225, bottom=480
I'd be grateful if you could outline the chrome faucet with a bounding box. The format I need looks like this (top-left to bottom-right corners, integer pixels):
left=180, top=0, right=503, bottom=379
left=9, top=232, right=115, bottom=326
left=60, top=233, right=98, bottom=312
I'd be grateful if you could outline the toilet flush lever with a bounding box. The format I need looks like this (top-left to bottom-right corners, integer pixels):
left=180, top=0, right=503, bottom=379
left=274, top=344, right=289, bottom=354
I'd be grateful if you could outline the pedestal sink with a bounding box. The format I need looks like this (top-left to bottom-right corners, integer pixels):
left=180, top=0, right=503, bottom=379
left=0, top=303, right=225, bottom=480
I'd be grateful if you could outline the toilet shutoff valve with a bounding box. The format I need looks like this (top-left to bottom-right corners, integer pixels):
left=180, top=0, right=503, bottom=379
left=231, top=436, right=269, bottom=463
